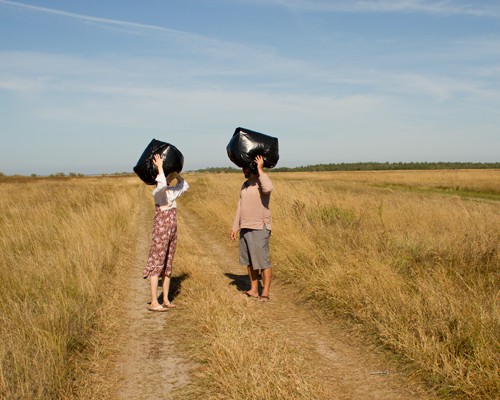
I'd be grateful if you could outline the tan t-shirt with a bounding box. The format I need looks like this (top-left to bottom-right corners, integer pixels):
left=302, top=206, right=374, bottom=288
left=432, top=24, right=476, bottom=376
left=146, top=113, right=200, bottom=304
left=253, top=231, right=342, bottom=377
left=232, top=172, right=273, bottom=231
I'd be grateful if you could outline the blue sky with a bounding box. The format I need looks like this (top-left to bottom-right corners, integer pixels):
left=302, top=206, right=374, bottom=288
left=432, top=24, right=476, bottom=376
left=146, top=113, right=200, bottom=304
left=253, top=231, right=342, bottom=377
left=0, top=0, right=499, bottom=175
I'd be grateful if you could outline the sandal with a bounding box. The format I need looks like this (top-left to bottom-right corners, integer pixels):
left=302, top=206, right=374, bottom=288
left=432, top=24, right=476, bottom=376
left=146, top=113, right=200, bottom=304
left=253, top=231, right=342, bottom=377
left=259, top=295, right=271, bottom=302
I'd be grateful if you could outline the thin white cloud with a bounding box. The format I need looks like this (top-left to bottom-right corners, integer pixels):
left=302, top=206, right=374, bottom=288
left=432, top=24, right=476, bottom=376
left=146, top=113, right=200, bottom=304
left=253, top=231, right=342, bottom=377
left=0, top=0, right=229, bottom=49
left=0, top=48, right=497, bottom=107
left=0, top=78, right=43, bottom=92
left=0, top=0, right=181, bottom=34
left=240, top=0, right=500, bottom=18
left=0, top=0, right=279, bottom=66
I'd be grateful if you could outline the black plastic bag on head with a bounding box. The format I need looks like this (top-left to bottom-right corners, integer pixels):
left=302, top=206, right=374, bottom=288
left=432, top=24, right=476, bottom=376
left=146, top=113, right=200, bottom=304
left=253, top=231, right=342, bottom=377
left=226, top=127, right=279, bottom=172
left=133, top=139, right=184, bottom=185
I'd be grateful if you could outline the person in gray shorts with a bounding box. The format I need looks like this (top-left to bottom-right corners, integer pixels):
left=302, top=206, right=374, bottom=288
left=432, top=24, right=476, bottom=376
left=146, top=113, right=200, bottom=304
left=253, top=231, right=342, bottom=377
left=230, top=155, right=273, bottom=302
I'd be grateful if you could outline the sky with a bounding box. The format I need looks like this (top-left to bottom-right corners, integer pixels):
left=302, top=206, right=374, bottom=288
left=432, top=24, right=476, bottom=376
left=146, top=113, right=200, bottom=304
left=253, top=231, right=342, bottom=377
left=0, top=0, right=499, bottom=175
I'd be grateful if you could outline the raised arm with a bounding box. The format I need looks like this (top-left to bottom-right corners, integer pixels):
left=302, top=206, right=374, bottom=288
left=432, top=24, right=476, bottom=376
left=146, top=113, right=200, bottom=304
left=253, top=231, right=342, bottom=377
left=255, top=155, right=273, bottom=193
left=167, top=175, right=190, bottom=200
left=153, top=154, right=167, bottom=189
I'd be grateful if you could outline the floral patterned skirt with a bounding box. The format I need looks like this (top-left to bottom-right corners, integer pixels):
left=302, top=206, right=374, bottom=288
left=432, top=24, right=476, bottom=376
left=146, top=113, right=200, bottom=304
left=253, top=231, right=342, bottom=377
left=143, top=206, right=177, bottom=279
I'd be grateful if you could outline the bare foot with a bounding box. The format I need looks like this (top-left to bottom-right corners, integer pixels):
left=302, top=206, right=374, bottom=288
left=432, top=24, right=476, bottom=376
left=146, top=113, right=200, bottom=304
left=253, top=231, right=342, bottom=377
left=148, top=304, right=168, bottom=312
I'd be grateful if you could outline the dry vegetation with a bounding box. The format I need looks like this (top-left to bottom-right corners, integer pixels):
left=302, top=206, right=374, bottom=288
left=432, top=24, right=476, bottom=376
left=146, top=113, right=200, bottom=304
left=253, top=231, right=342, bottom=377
left=167, top=223, right=330, bottom=400
left=180, top=169, right=499, bottom=400
left=0, top=176, right=142, bottom=399
left=0, top=169, right=498, bottom=399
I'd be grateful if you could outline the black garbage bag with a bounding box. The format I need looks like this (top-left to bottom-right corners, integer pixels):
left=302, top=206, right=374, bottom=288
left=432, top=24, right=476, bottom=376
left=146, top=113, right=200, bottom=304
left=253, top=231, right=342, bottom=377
left=133, top=139, right=184, bottom=185
left=226, top=127, right=279, bottom=171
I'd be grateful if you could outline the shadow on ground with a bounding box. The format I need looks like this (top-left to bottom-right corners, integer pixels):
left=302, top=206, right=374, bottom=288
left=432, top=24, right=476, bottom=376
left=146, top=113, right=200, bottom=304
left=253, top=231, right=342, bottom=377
left=224, top=272, right=263, bottom=294
left=158, top=273, right=189, bottom=304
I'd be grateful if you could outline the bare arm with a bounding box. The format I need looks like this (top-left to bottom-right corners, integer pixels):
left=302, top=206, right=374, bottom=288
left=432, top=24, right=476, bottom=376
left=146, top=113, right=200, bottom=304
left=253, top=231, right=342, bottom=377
left=230, top=199, right=241, bottom=241
left=153, top=153, right=164, bottom=176
left=255, top=155, right=273, bottom=193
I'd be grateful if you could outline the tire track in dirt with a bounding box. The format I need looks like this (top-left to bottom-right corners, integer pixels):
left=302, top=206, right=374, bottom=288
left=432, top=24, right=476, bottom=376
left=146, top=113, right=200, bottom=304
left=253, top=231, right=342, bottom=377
left=109, top=193, right=194, bottom=400
left=178, top=207, right=438, bottom=400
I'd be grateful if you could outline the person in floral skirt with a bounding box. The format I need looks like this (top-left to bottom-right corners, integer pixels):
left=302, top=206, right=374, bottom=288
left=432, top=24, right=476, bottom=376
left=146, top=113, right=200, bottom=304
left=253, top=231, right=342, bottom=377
left=143, top=153, right=189, bottom=312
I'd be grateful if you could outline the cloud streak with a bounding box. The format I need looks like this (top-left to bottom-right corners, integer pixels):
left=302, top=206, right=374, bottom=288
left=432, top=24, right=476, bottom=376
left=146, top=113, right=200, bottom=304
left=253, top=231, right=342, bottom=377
left=0, top=0, right=233, bottom=51
left=1, top=44, right=497, bottom=109
left=242, top=0, right=500, bottom=18
left=0, top=0, right=183, bottom=34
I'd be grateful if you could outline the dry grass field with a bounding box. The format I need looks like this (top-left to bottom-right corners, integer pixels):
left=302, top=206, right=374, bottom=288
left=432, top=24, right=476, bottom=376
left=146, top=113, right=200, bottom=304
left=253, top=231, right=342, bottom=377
left=0, top=176, right=141, bottom=399
left=180, top=169, right=499, bottom=400
left=0, top=169, right=498, bottom=399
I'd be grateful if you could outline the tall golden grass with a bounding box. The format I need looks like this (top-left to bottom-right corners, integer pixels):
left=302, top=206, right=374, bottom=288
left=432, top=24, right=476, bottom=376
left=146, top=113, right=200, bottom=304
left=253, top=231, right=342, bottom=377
left=1, top=170, right=498, bottom=399
left=180, top=169, right=499, bottom=400
left=0, top=176, right=142, bottom=399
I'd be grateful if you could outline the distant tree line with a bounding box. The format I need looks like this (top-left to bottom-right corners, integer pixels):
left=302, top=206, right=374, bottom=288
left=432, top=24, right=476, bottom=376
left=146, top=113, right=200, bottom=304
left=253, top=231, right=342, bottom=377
left=1, top=162, right=498, bottom=178
left=271, top=162, right=500, bottom=172
left=193, top=166, right=240, bottom=173
left=193, top=162, right=500, bottom=173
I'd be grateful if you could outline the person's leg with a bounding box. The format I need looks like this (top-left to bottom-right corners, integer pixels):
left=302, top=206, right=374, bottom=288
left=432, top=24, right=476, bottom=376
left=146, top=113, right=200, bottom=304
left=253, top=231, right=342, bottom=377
left=148, top=276, right=168, bottom=311
left=253, top=228, right=271, bottom=301
left=161, top=274, right=176, bottom=308
left=150, top=276, right=161, bottom=308
left=145, top=208, right=169, bottom=311
left=247, top=266, right=260, bottom=297
left=162, top=278, right=177, bottom=307
left=239, top=229, right=258, bottom=298
left=260, top=267, right=272, bottom=299
left=162, top=228, right=177, bottom=307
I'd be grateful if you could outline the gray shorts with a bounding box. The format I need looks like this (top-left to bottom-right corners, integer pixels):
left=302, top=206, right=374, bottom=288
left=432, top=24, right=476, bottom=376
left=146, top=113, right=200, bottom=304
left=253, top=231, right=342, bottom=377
left=239, top=227, right=271, bottom=270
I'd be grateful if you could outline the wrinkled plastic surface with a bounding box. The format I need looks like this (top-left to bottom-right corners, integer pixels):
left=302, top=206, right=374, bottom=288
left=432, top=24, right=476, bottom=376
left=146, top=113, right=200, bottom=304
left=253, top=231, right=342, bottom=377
left=226, top=127, right=279, bottom=171
left=133, top=139, right=184, bottom=185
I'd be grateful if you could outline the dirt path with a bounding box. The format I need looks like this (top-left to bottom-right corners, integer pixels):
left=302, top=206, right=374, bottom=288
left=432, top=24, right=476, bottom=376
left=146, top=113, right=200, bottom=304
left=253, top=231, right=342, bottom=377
left=108, top=198, right=194, bottom=400
left=108, top=202, right=436, bottom=399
